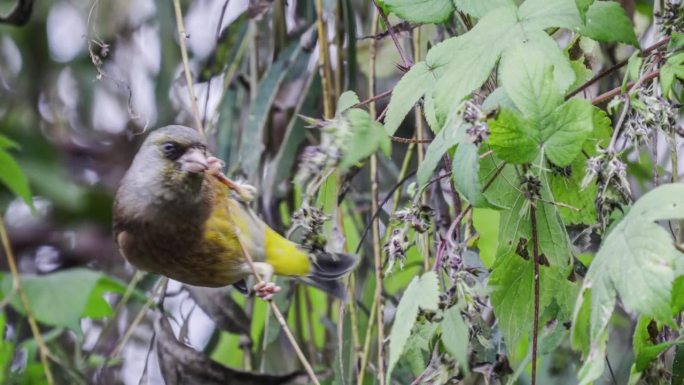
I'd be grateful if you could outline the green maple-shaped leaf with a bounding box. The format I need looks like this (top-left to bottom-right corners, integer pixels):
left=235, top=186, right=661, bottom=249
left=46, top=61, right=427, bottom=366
left=416, top=114, right=468, bottom=186
left=384, top=0, right=454, bottom=24
left=572, top=183, right=684, bottom=384
left=491, top=44, right=595, bottom=167
left=384, top=0, right=583, bottom=135
left=580, top=1, right=639, bottom=47
left=384, top=62, right=437, bottom=136
left=490, top=252, right=577, bottom=348
left=452, top=0, right=515, bottom=18
left=496, top=174, right=572, bottom=267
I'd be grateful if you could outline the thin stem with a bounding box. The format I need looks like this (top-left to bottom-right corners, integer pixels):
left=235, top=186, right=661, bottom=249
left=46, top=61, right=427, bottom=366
left=356, top=294, right=377, bottom=385
left=371, top=0, right=411, bottom=69
left=0, top=217, right=55, bottom=385
left=172, top=0, right=204, bottom=136
left=352, top=88, right=393, bottom=108
left=566, top=36, right=670, bottom=99
left=413, top=26, right=429, bottom=271
left=111, top=277, right=168, bottom=358
left=530, top=204, right=540, bottom=385
left=591, top=70, right=660, bottom=105
left=214, top=174, right=321, bottom=385
left=315, top=0, right=334, bottom=118
left=368, top=6, right=386, bottom=384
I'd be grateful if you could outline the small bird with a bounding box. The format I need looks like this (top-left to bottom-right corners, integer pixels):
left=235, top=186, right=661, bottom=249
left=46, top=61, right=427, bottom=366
left=113, top=125, right=356, bottom=300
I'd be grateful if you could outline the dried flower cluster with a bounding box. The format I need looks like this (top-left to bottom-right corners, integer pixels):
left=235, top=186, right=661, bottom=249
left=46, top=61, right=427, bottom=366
left=463, top=101, right=490, bottom=145
left=289, top=206, right=330, bottom=253
left=383, top=203, right=433, bottom=275
left=582, top=153, right=631, bottom=229
left=624, top=85, right=682, bottom=146
left=295, top=117, right=351, bottom=188
left=656, top=0, right=684, bottom=35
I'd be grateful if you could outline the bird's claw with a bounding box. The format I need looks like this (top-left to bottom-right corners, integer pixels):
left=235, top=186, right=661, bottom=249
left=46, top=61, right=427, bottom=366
left=254, top=281, right=281, bottom=301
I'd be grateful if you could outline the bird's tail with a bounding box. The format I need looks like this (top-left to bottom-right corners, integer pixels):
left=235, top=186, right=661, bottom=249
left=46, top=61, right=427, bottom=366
left=299, top=251, right=357, bottom=300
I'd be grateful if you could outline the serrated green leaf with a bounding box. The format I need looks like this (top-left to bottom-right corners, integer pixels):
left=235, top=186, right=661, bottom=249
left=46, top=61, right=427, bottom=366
left=542, top=98, right=594, bottom=166
left=576, top=327, right=608, bottom=385
left=500, top=45, right=563, bottom=121
left=340, top=108, right=389, bottom=170
left=482, top=87, right=516, bottom=112
left=1, top=269, right=128, bottom=333
left=403, top=321, right=438, bottom=375
left=489, top=109, right=539, bottom=164
left=575, top=0, right=595, bottom=21
left=428, top=0, right=579, bottom=121
left=548, top=156, right=597, bottom=225
left=580, top=1, right=639, bottom=46
left=384, top=0, right=454, bottom=23
left=496, top=174, right=571, bottom=267
left=336, top=90, right=360, bottom=116
left=669, top=32, right=684, bottom=51
left=387, top=272, right=440, bottom=379
left=518, top=0, right=583, bottom=32
left=340, top=108, right=391, bottom=169
left=573, top=183, right=684, bottom=384
left=672, top=275, right=684, bottom=314
left=478, top=150, right=520, bottom=209
left=660, top=64, right=677, bottom=97
left=472, top=208, right=500, bottom=268
left=0, top=148, right=32, bottom=207
left=417, top=117, right=467, bottom=186
left=633, top=317, right=674, bottom=372
left=441, top=307, right=469, bottom=371
left=627, top=52, right=643, bottom=83
left=568, top=58, right=594, bottom=92
left=452, top=143, right=494, bottom=208
left=384, top=62, right=436, bottom=135
left=452, top=0, right=515, bottom=18
left=490, top=253, right=577, bottom=348
left=535, top=174, right=573, bottom=266
left=428, top=6, right=515, bottom=120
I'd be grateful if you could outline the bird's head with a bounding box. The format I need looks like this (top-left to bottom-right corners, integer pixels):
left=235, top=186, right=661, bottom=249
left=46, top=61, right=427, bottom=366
left=116, top=125, right=213, bottom=218
left=141, top=125, right=210, bottom=177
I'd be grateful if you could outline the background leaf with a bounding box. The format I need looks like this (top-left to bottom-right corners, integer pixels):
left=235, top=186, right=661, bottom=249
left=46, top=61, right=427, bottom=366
left=383, top=0, right=454, bottom=23
left=0, top=148, right=32, bottom=207
left=580, top=1, right=639, bottom=46
left=387, top=272, right=440, bottom=378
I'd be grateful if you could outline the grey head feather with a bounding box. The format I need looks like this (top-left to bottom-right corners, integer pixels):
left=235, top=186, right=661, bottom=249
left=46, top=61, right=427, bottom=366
left=115, top=125, right=209, bottom=223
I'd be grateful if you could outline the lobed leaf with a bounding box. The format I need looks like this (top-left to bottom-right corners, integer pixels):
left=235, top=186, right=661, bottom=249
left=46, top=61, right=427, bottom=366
left=1, top=269, right=130, bottom=333
left=387, top=272, right=440, bottom=379
left=580, top=1, right=639, bottom=47
left=572, top=183, right=684, bottom=383
left=383, top=0, right=454, bottom=23
left=441, top=306, right=469, bottom=371
left=384, top=62, right=436, bottom=136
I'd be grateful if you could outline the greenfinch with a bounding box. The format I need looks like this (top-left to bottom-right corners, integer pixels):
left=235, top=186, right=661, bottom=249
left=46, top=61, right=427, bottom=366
left=113, top=125, right=356, bottom=299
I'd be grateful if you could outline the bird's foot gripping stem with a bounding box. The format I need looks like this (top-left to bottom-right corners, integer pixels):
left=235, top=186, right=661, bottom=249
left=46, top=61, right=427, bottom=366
left=251, top=262, right=281, bottom=301
left=207, top=157, right=257, bottom=202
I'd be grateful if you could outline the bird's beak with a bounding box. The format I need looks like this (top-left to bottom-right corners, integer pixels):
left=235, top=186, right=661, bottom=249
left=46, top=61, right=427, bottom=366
left=179, top=148, right=208, bottom=173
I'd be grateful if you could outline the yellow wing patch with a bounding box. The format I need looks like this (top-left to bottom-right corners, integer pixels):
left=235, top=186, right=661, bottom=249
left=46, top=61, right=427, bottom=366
left=264, top=227, right=310, bottom=276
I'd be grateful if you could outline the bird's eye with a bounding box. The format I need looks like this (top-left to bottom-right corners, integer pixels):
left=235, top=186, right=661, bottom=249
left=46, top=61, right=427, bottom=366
left=161, top=142, right=182, bottom=160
